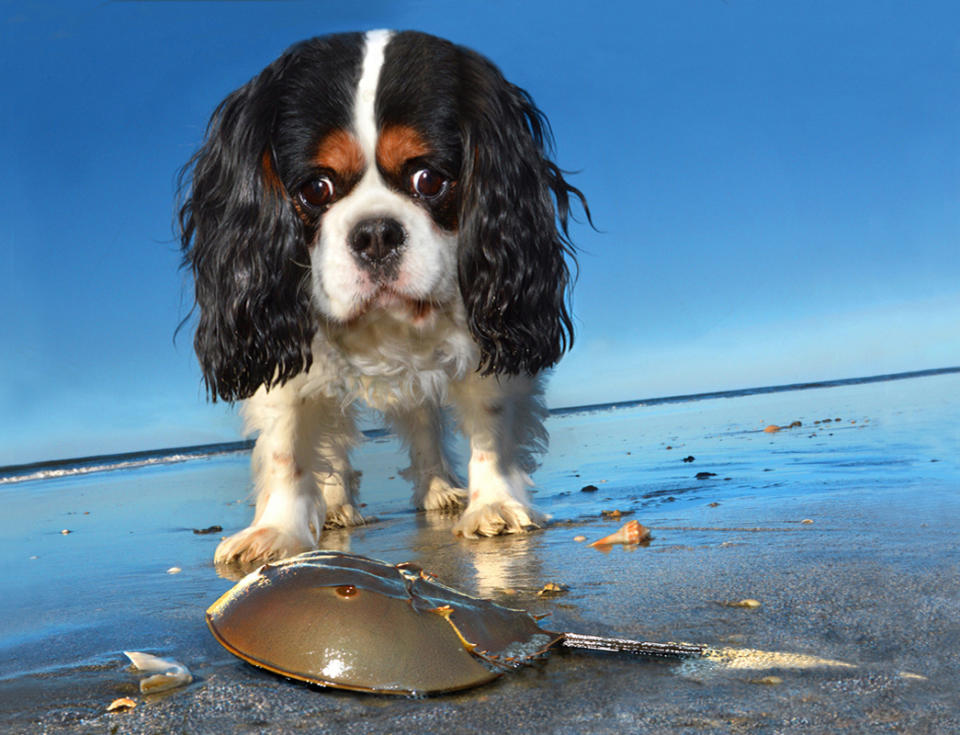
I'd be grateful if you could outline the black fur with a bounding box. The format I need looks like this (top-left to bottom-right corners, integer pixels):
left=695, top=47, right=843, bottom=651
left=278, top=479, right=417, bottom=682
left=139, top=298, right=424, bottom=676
left=455, top=45, right=586, bottom=376
left=178, top=35, right=364, bottom=402
left=382, top=32, right=588, bottom=376
left=179, top=30, right=586, bottom=401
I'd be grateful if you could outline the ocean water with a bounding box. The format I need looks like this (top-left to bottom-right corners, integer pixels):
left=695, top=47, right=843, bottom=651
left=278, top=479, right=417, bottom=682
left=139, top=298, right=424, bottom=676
left=1, top=367, right=952, bottom=487
left=1, top=370, right=958, bottom=732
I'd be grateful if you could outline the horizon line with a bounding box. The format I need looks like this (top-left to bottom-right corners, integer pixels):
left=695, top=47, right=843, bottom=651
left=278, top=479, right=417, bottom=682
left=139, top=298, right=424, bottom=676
left=2, top=365, right=958, bottom=478
left=549, top=365, right=960, bottom=415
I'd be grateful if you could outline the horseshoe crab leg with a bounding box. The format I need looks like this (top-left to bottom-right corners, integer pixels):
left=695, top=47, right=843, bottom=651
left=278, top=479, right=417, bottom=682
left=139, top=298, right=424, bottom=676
left=560, top=632, right=706, bottom=659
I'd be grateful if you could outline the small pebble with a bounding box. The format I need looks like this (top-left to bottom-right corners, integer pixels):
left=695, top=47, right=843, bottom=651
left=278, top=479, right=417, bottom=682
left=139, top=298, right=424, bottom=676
left=750, top=676, right=782, bottom=686
left=708, top=502, right=720, bottom=508
left=537, top=582, right=569, bottom=598
left=61, top=529, right=71, bottom=535
left=801, top=518, right=814, bottom=524
left=601, top=509, right=622, bottom=519
left=167, top=567, right=182, bottom=575
left=764, top=425, right=781, bottom=433
left=580, top=484, right=598, bottom=493
left=728, top=598, right=762, bottom=608
left=682, top=455, right=695, bottom=463
left=573, top=535, right=586, bottom=542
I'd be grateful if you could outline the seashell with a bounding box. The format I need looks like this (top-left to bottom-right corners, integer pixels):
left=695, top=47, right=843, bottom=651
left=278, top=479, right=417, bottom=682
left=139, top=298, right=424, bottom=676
left=106, top=697, right=137, bottom=712
left=124, top=651, right=193, bottom=694
left=589, top=519, right=650, bottom=548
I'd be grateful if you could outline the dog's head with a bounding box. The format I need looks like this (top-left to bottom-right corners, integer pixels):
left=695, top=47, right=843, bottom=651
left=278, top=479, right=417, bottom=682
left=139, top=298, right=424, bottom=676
left=179, top=30, right=586, bottom=401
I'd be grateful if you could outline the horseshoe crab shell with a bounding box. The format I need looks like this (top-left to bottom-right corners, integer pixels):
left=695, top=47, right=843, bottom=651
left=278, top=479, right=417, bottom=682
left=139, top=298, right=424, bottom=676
left=206, top=551, right=561, bottom=695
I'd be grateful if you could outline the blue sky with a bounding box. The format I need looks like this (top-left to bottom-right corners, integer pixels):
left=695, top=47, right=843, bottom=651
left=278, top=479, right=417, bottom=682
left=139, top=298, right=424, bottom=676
left=1, top=0, right=957, bottom=465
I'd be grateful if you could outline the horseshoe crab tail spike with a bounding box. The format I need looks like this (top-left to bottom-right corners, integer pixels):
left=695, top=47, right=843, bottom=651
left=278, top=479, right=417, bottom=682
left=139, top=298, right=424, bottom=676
left=561, top=632, right=706, bottom=659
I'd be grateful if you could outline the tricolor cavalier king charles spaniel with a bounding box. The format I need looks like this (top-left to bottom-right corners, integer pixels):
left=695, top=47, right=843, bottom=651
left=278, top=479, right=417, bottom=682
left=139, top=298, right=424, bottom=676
left=179, top=30, right=586, bottom=565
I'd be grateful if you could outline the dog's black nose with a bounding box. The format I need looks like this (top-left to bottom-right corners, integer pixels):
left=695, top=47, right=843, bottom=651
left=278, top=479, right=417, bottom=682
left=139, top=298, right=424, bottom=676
left=348, top=218, right=406, bottom=266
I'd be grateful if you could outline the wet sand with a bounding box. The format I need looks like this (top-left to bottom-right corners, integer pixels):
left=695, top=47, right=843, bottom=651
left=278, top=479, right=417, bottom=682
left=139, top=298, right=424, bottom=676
left=2, top=373, right=959, bottom=733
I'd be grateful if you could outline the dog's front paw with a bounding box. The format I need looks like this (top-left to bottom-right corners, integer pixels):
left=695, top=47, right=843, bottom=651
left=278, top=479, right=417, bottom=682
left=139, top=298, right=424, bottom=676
left=453, top=499, right=545, bottom=539
left=214, top=525, right=314, bottom=566
left=323, top=503, right=364, bottom=529
left=417, top=476, right=467, bottom=512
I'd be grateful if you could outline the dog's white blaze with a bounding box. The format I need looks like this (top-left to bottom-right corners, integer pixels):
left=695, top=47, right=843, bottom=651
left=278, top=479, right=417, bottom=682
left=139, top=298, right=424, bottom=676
left=355, top=29, right=392, bottom=159
left=313, top=27, right=459, bottom=324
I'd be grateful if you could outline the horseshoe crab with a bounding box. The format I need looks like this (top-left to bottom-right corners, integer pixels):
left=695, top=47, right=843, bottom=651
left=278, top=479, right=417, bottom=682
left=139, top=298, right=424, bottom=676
left=206, top=550, right=704, bottom=695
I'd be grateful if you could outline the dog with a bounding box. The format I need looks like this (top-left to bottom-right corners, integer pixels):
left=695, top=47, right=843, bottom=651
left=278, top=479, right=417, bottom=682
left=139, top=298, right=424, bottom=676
left=179, top=29, right=586, bottom=565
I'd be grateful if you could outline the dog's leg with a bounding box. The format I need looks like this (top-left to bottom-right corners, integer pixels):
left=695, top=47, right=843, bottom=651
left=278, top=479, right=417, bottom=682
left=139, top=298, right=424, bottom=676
left=387, top=402, right=466, bottom=511
left=215, top=379, right=359, bottom=565
left=316, top=416, right=364, bottom=529
left=450, top=373, right=549, bottom=538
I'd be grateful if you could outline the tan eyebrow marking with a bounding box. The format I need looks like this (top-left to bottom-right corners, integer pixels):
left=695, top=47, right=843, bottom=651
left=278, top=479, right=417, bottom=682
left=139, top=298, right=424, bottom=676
left=376, top=124, right=431, bottom=177
left=312, top=129, right=365, bottom=177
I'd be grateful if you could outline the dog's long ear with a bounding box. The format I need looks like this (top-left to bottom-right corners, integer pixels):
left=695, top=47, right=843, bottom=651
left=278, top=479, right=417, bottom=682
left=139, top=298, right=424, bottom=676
left=457, top=51, right=587, bottom=376
left=178, top=57, right=313, bottom=402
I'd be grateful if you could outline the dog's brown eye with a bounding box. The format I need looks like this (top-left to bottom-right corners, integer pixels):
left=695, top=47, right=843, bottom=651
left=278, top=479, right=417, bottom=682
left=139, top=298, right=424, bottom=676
left=299, top=176, right=335, bottom=209
left=411, top=168, right=447, bottom=199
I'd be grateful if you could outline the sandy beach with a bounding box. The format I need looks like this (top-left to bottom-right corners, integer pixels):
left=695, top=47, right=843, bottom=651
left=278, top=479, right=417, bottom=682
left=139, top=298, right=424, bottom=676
left=2, top=371, right=958, bottom=733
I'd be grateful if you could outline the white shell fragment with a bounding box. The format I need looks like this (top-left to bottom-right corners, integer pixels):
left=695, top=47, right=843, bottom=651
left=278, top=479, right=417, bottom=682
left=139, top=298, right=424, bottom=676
left=123, top=651, right=193, bottom=694
left=899, top=671, right=928, bottom=681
